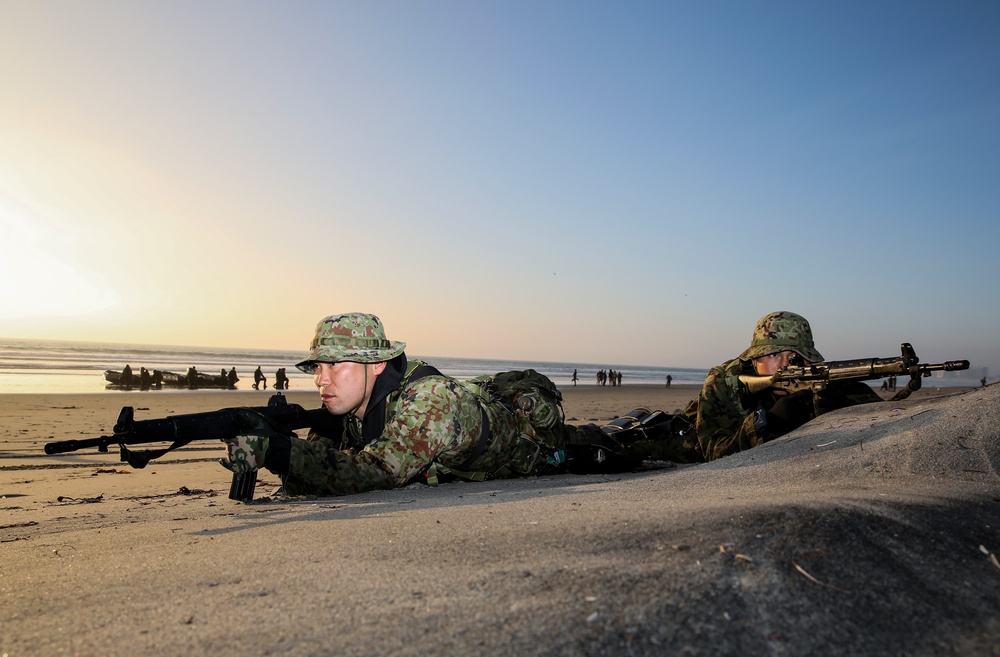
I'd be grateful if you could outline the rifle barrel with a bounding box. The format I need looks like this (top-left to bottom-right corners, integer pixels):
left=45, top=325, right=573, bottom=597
left=44, top=436, right=115, bottom=455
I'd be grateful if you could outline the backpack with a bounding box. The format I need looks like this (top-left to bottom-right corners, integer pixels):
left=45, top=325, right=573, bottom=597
left=461, top=369, right=566, bottom=475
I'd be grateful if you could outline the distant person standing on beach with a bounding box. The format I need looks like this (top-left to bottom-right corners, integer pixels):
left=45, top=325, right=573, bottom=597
left=666, top=374, right=672, bottom=388
left=571, top=369, right=578, bottom=386
left=219, top=313, right=682, bottom=496
left=680, top=311, right=882, bottom=462
left=254, top=366, right=266, bottom=390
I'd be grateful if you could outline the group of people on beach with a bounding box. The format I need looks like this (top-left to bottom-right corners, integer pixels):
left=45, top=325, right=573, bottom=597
left=115, top=364, right=291, bottom=390
left=595, top=369, right=622, bottom=386
left=251, top=366, right=290, bottom=390
left=219, top=310, right=884, bottom=498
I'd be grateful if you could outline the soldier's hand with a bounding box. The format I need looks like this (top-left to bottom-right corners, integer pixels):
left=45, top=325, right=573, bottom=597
left=220, top=434, right=269, bottom=474
left=764, top=389, right=814, bottom=437
left=219, top=409, right=292, bottom=474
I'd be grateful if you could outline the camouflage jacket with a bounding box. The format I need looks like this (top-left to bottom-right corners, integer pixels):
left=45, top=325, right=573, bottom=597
left=279, top=356, right=520, bottom=496
left=681, top=357, right=882, bottom=462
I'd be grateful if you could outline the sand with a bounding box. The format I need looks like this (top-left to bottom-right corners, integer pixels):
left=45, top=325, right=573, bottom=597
left=2, top=383, right=998, bottom=656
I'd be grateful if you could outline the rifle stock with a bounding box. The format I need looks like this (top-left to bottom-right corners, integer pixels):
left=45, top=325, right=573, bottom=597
left=43, top=393, right=339, bottom=502
left=739, top=343, right=970, bottom=401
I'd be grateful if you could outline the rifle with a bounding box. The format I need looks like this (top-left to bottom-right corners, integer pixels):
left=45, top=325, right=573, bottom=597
left=43, top=393, right=340, bottom=502
left=738, top=343, right=970, bottom=408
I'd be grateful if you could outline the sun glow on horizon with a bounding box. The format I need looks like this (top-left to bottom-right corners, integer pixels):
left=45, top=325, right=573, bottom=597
left=0, top=196, right=124, bottom=325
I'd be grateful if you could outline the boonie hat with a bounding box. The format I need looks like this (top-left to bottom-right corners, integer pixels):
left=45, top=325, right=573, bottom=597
left=296, top=313, right=406, bottom=373
left=739, top=311, right=824, bottom=363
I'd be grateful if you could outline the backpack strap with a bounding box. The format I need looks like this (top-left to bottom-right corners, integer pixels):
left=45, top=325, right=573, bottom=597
left=385, top=360, right=492, bottom=478
left=383, top=360, right=442, bottom=416
left=353, top=359, right=443, bottom=445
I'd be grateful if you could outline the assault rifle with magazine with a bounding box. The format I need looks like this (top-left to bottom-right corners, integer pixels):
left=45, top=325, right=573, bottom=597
left=43, top=393, right=340, bottom=502
left=738, top=342, right=970, bottom=405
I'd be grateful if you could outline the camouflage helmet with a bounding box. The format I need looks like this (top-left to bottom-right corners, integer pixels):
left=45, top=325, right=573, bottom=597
left=739, top=311, right=824, bottom=363
left=295, top=313, right=406, bottom=373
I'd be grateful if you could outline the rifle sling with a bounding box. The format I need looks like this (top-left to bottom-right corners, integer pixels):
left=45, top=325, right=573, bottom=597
left=120, top=439, right=193, bottom=469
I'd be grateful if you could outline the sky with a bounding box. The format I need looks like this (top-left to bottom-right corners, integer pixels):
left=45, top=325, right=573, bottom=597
left=0, top=1, right=998, bottom=374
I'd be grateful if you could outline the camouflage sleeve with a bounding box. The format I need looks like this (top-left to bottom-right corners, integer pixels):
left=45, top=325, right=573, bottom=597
left=368, top=376, right=486, bottom=482
left=282, top=436, right=396, bottom=497
left=685, top=362, right=764, bottom=461
left=280, top=376, right=485, bottom=497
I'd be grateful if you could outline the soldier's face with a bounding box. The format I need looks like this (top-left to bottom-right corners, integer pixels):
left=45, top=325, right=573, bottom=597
left=313, top=361, right=385, bottom=417
left=752, top=350, right=796, bottom=376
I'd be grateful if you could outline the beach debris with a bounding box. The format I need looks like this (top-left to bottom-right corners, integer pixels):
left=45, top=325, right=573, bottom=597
left=56, top=494, right=104, bottom=504
left=816, top=440, right=837, bottom=447
left=586, top=611, right=601, bottom=623
left=791, top=560, right=849, bottom=595
left=981, top=545, right=1000, bottom=570
left=734, top=554, right=753, bottom=563
left=0, top=520, right=38, bottom=530
left=672, top=543, right=690, bottom=552
left=1, top=536, right=30, bottom=544
left=92, top=468, right=131, bottom=476
left=177, top=487, right=216, bottom=496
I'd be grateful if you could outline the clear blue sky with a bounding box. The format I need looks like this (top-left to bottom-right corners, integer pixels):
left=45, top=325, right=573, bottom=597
left=1, top=1, right=997, bottom=374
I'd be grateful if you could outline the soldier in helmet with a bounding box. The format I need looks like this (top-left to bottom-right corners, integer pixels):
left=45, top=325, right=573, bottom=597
left=679, top=311, right=882, bottom=462
left=219, top=312, right=660, bottom=497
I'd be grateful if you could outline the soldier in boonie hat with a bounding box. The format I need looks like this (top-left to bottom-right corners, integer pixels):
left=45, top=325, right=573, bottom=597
left=739, top=311, right=823, bottom=364
left=296, top=313, right=406, bottom=373
left=678, top=310, right=882, bottom=463
left=221, top=309, right=703, bottom=497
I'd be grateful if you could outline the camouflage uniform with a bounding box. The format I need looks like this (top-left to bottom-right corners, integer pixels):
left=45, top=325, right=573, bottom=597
left=249, top=313, right=630, bottom=497
left=277, top=356, right=525, bottom=496
left=680, top=311, right=882, bottom=462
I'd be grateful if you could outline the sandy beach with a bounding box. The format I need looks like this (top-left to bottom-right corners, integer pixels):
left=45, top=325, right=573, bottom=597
left=2, top=383, right=998, bottom=656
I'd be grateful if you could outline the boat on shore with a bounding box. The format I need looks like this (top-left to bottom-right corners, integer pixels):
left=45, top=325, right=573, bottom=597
left=104, top=369, right=234, bottom=390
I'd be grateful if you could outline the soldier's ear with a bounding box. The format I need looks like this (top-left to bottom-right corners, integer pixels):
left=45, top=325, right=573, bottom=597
left=371, top=362, right=388, bottom=376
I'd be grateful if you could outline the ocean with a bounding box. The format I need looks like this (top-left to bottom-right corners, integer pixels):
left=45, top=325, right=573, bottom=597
left=0, top=338, right=710, bottom=395
left=1, top=337, right=977, bottom=396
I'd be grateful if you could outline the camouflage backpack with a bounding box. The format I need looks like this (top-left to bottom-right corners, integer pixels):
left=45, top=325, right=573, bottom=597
left=464, top=369, right=566, bottom=474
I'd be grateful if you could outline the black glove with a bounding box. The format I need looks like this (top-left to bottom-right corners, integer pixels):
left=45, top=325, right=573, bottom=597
left=763, top=389, right=814, bottom=437
left=233, top=408, right=289, bottom=438
left=813, top=385, right=858, bottom=416
left=220, top=409, right=294, bottom=475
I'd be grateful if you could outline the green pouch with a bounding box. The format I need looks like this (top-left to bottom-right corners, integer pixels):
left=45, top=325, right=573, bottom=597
left=505, top=433, right=543, bottom=474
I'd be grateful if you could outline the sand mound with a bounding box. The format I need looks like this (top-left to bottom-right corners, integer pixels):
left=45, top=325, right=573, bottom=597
left=3, top=387, right=998, bottom=656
